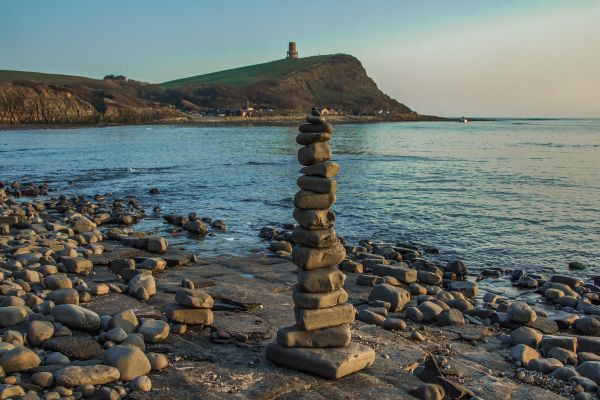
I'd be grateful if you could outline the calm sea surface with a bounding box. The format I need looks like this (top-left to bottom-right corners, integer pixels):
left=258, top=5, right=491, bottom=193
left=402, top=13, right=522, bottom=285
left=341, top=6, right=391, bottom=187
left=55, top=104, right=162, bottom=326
left=1, top=120, right=599, bottom=273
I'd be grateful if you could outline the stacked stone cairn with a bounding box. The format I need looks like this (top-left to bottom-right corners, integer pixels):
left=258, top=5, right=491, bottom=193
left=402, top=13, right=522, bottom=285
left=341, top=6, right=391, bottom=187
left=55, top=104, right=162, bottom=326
left=265, top=109, right=375, bottom=378
left=165, top=279, right=214, bottom=327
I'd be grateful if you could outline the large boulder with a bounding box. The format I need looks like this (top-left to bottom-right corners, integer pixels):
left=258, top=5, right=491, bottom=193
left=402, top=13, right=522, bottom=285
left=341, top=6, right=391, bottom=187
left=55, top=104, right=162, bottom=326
left=509, top=326, right=543, bottom=348
left=577, top=361, right=600, bottom=385
left=109, top=309, right=139, bottom=333
left=50, top=304, right=100, bottom=331
left=509, top=344, right=540, bottom=366
left=0, top=306, right=31, bottom=327
left=368, top=284, right=410, bottom=312
left=46, top=288, right=79, bottom=305
left=61, top=257, right=93, bottom=275
left=575, top=316, right=600, bottom=336
left=507, top=301, right=537, bottom=324
left=27, top=320, right=55, bottom=346
left=138, top=319, right=170, bottom=343
left=103, top=345, right=151, bottom=381
left=54, top=364, right=120, bottom=387
left=0, top=346, right=41, bottom=372
left=447, top=281, right=478, bottom=298
left=128, top=274, right=156, bottom=297
left=445, top=260, right=468, bottom=278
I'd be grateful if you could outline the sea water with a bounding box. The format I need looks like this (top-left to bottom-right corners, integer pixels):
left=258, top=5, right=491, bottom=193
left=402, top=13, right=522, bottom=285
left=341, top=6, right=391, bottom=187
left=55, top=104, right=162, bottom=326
left=1, top=119, right=599, bottom=273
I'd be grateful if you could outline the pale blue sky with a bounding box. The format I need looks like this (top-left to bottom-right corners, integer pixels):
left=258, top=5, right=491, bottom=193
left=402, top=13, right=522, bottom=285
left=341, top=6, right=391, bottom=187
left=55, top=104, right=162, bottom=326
left=1, top=0, right=599, bottom=117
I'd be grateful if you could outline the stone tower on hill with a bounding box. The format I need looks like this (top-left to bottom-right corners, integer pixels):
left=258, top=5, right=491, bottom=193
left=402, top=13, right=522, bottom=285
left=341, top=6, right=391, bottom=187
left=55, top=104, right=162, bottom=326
left=287, top=42, right=298, bottom=59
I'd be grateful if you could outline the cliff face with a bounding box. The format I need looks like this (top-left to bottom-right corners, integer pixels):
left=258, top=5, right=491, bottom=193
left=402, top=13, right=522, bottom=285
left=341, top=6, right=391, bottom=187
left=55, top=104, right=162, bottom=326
left=0, top=82, right=98, bottom=124
left=0, top=78, right=189, bottom=125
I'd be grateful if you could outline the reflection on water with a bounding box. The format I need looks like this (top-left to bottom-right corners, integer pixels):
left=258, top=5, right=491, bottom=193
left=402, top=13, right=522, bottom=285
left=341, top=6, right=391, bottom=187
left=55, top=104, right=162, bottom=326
left=1, top=119, right=599, bottom=272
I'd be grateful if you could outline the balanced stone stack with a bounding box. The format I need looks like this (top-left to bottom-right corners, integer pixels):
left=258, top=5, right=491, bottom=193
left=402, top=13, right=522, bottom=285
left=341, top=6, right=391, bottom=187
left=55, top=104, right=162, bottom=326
left=165, top=281, right=214, bottom=326
left=266, top=109, right=375, bottom=379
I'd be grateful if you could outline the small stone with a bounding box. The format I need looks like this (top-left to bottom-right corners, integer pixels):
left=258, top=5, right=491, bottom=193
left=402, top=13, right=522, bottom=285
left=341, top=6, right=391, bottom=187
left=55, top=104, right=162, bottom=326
left=406, top=306, right=424, bottom=322
left=183, top=220, right=208, bottom=235
left=269, top=240, right=293, bottom=253
left=293, top=208, right=336, bottom=230
left=368, top=284, right=410, bottom=312
left=548, top=347, right=578, bottom=365
left=540, top=335, right=577, bottom=356
left=298, top=122, right=333, bottom=134
left=147, top=236, right=168, bottom=253
left=0, top=384, right=25, bottom=399
left=106, top=327, right=128, bottom=343
left=299, top=161, right=340, bottom=178
left=137, top=258, right=167, bottom=272
left=293, top=191, right=336, bottom=210
left=371, top=264, right=417, bottom=284
left=517, top=276, right=538, bottom=288
left=109, top=259, right=135, bottom=275
left=545, top=288, right=565, bottom=300
left=357, top=309, right=385, bottom=325
left=550, top=366, right=580, bottom=381
left=109, top=310, right=139, bottom=333
left=294, top=303, right=355, bottom=330
left=276, top=324, right=351, bottom=348
left=297, top=267, right=346, bottom=293
left=292, top=287, right=348, bottom=309
left=165, top=304, right=213, bottom=325
left=174, top=288, right=213, bottom=308
left=47, top=288, right=79, bottom=305
left=298, top=142, right=332, bottom=166
left=61, top=257, right=93, bottom=275
left=297, top=176, right=337, bottom=194
left=437, top=309, right=465, bottom=326
left=381, top=318, right=406, bottom=330
left=45, top=351, right=70, bottom=364
left=292, top=243, right=346, bottom=270
left=31, top=371, right=54, bottom=388
left=130, top=375, right=152, bottom=392
left=137, top=319, right=170, bottom=342
left=146, top=352, right=168, bottom=371
left=528, top=357, right=563, bottom=374
left=99, top=387, right=120, bottom=400
left=569, top=261, right=587, bottom=270
left=412, top=383, right=445, bottom=400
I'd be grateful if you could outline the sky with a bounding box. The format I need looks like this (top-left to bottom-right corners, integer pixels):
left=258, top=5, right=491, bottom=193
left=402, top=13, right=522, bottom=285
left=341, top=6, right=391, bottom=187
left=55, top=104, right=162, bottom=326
left=1, top=0, right=599, bottom=118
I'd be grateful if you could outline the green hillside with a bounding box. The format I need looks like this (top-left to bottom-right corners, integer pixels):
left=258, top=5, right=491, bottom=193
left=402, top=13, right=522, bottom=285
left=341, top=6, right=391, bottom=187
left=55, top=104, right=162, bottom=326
left=0, top=70, right=98, bottom=85
left=162, top=54, right=339, bottom=88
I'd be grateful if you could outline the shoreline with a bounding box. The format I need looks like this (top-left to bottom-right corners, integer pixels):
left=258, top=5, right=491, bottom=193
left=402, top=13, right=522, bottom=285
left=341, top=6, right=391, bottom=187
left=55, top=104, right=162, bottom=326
left=1, top=182, right=599, bottom=399
left=0, top=114, right=459, bottom=131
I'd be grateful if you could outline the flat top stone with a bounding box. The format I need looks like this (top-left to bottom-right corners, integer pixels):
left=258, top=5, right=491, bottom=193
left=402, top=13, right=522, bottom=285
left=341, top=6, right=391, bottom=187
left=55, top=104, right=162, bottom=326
left=265, top=341, right=375, bottom=379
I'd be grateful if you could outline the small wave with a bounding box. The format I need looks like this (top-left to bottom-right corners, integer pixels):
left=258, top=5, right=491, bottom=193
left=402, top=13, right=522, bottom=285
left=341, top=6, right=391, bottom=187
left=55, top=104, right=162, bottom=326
left=245, top=160, right=285, bottom=166
left=514, top=142, right=600, bottom=149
